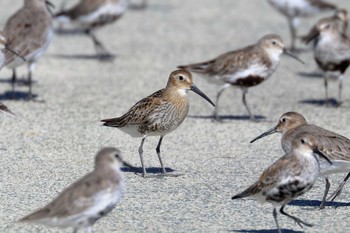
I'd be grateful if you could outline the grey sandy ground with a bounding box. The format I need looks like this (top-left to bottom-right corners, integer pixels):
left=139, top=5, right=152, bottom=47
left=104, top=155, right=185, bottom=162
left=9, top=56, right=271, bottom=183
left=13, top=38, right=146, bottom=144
left=0, top=0, right=349, bottom=232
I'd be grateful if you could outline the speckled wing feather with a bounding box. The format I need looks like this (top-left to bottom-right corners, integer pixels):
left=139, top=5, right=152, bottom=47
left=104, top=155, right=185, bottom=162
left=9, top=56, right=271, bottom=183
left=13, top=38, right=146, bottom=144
left=20, top=171, right=120, bottom=221
left=232, top=155, right=292, bottom=199
left=55, top=0, right=106, bottom=19
left=179, top=45, right=268, bottom=77
left=101, top=89, right=166, bottom=127
left=3, top=7, right=51, bottom=65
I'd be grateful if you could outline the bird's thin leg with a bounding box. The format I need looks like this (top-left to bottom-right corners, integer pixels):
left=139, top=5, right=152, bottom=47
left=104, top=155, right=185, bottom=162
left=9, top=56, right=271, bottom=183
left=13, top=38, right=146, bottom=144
left=280, top=205, right=313, bottom=228
left=328, top=172, right=350, bottom=202
left=85, top=30, right=112, bottom=59
left=320, top=177, right=330, bottom=209
left=273, top=208, right=282, bottom=233
left=27, top=62, right=35, bottom=100
left=11, top=69, right=16, bottom=94
left=287, top=17, right=297, bottom=51
left=213, top=83, right=230, bottom=121
left=242, top=88, right=254, bottom=120
left=337, top=74, right=344, bottom=105
left=156, top=136, right=166, bottom=174
left=324, top=74, right=329, bottom=105
left=138, top=136, right=147, bottom=177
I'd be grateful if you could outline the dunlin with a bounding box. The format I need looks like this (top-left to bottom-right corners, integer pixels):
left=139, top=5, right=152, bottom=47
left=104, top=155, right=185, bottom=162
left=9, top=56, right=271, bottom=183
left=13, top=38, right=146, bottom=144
left=101, top=70, right=215, bottom=177
left=20, top=147, right=131, bottom=233
left=232, top=133, right=331, bottom=233
left=267, top=0, right=337, bottom=50
left=3, top=0, right=53, bottom=99
left=250, top=112, right=350, bottom=208
left=303, top=19, right=350, bottom=104
left=301, top=9, right=349, bottom=45
left=178, top=34, right=303, bottom=121
left=55, top=0, right=128, bottom=59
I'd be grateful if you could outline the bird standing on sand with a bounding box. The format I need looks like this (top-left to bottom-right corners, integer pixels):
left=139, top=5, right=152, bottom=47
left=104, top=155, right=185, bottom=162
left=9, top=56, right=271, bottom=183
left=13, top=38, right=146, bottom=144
left=178, top=34, right=303, bottom=121
left=55, top=0, right=128, bottom=59
left=3, top=0, right=53, bottom=99
left=232, top=133, right=331, bottom=233
left=250, top=112, right=350, bottom=208
left=303, top=19, right=350, bottom=105
left=101, top=70, right=215, bottom=177
left=20, top=147, right=131, bottom=233
left=267, top=0, right=337, bottom=50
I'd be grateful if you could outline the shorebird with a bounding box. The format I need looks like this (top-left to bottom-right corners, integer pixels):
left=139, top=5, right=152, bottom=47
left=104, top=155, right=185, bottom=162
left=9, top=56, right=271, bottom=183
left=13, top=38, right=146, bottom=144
left=232, top=133, right=331, bottom=233
left=250, top=112, right=350, bottom=208
left=301, top=9, right=349, bottom=45
left=54, top=0, right=128, bottom=59
left=101, top=70, right=215, bottom=177
left=302, top=18, right=350, bottom=105
left=178, top=34, right=303, bottom=121
left=267, top=0, right=337, bottom=50
left=2, top=0, right=53, bottom=99
left=20, top=147, right=131, bottom=233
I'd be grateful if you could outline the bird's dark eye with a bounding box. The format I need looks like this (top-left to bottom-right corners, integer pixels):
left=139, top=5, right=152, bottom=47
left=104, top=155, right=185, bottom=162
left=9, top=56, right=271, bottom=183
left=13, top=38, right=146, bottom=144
left=115, top=153, right=119, bottom=159
left=281, top=118, right=286, bottom=123
left=179, top=75, right=184, bottom=81
left=272, top=41, right=277, bottom=45
left=324, top=24, right=330, bottom=29
left=300, top=139, right=306, bottom=144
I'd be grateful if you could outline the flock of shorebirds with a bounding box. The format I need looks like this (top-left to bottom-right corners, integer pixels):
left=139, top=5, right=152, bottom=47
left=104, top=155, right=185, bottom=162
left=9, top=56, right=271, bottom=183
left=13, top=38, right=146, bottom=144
left=0, top=0, right=350, bottom=233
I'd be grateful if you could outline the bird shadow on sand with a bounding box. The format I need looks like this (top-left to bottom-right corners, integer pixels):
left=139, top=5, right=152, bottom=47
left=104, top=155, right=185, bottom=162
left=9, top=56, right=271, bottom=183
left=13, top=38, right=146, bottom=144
left=49, top=53, right=115, bottom=62
left=230, top=228, right=303, bottom=233
left=0, top=91, right=39, bottom=101
left=299, top=98, right=339, bottom=107
left=289, top=199, right=350, bottom=208
left=121, top=166, right=175, bottom=174
left=188, top=114, right=266, bottom=121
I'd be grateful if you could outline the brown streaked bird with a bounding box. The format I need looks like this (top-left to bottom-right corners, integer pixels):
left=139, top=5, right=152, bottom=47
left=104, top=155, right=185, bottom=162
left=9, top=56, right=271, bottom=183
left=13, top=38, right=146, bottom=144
left=301, top=9, right=349, bottom=45
left=55, top=0, right=128, bottom=59
left=303, top=19, right=350, bottom=105
left=20, top=147, right=132, bottom=233
left=267, top=0, right=337, bottom=50
left=101, top=70, right=215, bottom=177
left=178, top=34, right=303, bottom=121
left=232, top=133, right=331, bottom=233
left=3, top=0, right=53, bottom=99
left=250, top=112, right=350, bottom=208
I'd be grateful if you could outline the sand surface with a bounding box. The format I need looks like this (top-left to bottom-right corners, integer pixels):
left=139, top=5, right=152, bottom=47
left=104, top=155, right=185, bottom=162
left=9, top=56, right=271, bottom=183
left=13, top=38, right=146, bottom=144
left=0, top=0, right=350, bottom=232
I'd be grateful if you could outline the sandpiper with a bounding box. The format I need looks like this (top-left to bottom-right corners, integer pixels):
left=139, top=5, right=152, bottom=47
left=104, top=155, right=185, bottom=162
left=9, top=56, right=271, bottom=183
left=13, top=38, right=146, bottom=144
left=101, top=70, right=215, bottom=177
left=54, top=0, right=128, bottom=59
left=250, top=112, right=350, bottom=208
left=232, top=133, right=331, bottom=233
left=301, top=9, right=349, bottom=45
left=267, top=0, right=337, bottom=50
left=20, top=147, right=131, bottom=233
left=303, top=19, right=350, bottom=105
left=3, top=0, right=53, bottom=99
left=178, top=34, right=303, bottom=121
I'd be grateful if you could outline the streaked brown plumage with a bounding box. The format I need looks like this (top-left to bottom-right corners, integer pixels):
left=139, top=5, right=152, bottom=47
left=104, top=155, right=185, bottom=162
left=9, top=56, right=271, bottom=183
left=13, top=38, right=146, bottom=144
left=101, top=70, right=215, bottom=177
left=233, top=133, right=331, bottom=233
left=20, top=147, right=130, bottom=233
left=250, top=112, right=350, bottom=208
left=178, top=34, right=303, bottom=120
left=3, top=0, right=53, bottom=99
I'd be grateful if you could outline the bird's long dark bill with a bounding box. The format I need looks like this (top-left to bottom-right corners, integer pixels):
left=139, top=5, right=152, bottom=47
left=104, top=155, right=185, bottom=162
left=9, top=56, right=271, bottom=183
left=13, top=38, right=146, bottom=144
left=283, top=49, right=305, bottom=64
left=5, top=45, right=25, bottom=61
left=122, top=161, right=136, bottom=169
left=250, top=127, right=276, bottom=143
left=314, top=149, right=333, bottom=165
left=190, top=84, right=215, bottom=107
